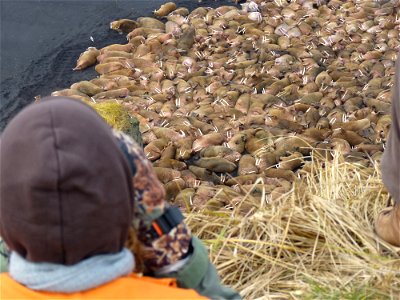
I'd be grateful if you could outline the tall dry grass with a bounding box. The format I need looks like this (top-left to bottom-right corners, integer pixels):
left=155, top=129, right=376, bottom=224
left=186, top=153, right=400, bottom=299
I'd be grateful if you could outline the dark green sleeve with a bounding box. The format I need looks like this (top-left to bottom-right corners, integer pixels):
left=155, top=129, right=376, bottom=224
left=0, top=238, right=10, bottom=273
left=157, top=237, right=242, bottom=300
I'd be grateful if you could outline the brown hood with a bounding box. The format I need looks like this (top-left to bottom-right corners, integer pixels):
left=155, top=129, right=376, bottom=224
left=0, top=97, right=133, bottom=265
left=381, top=54, right=400, bottom=203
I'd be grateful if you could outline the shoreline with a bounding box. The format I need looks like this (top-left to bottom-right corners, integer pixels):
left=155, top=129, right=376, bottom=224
left=0, top=0, right=238, bottom=131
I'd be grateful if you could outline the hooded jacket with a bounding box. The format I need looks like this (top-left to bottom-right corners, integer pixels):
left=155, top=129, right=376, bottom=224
left=0, top=97, right=134, bottom=265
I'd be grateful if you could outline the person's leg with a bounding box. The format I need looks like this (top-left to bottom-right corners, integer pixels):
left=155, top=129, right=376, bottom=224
left=381, top=56, right=400, bottom=206
left=375, top=56, right=400, bottom=247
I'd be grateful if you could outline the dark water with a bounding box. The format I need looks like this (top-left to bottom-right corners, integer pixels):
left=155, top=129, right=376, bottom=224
left=0, top=0, right=239, bottom=131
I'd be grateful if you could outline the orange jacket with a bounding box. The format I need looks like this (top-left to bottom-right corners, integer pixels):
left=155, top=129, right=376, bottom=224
left=0, top=273, right=208, bottom=299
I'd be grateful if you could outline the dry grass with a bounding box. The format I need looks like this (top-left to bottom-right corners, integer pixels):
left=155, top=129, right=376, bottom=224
left=185, top=153, right=400, bottom=299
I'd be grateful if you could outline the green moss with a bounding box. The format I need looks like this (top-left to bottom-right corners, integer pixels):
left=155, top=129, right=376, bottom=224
left=91, top=101, right=142, bottom=146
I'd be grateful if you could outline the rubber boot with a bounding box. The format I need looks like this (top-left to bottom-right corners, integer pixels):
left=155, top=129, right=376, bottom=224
left=374, top=203, right=400, bottom=247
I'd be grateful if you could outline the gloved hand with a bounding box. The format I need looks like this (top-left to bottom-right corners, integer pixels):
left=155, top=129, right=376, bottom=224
left=113, top=130, right=192, bottom=274
left=0, top=238, right=10, bottom=273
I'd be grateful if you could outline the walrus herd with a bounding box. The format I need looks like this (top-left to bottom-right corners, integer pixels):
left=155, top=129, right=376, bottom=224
left=51, top=0, right=399, bottom=211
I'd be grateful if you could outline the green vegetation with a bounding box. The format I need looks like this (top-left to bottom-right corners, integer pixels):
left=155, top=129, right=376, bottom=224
left=92, top=101, right=142, bottom=146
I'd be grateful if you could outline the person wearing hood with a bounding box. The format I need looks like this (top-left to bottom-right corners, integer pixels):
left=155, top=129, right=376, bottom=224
left=0, top=97, right=241, bottom=299
left=375, top=55, right=400, bottom=247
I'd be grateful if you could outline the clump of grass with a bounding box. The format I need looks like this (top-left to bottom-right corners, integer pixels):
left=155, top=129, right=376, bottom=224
left=304, top=281, right=389, bottom=300
left=91, top=101, right=142, bottom=146
left=91, top=101, right=132, bottom=132
left=185, top=153, right=400, bottom=299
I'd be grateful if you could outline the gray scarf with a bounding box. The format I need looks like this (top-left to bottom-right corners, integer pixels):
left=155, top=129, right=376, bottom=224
left=9, top=248, right=134, bottom=293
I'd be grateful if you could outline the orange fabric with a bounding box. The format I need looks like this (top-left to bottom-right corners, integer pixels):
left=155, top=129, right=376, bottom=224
left=0, top=273, right=208, bottom=300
